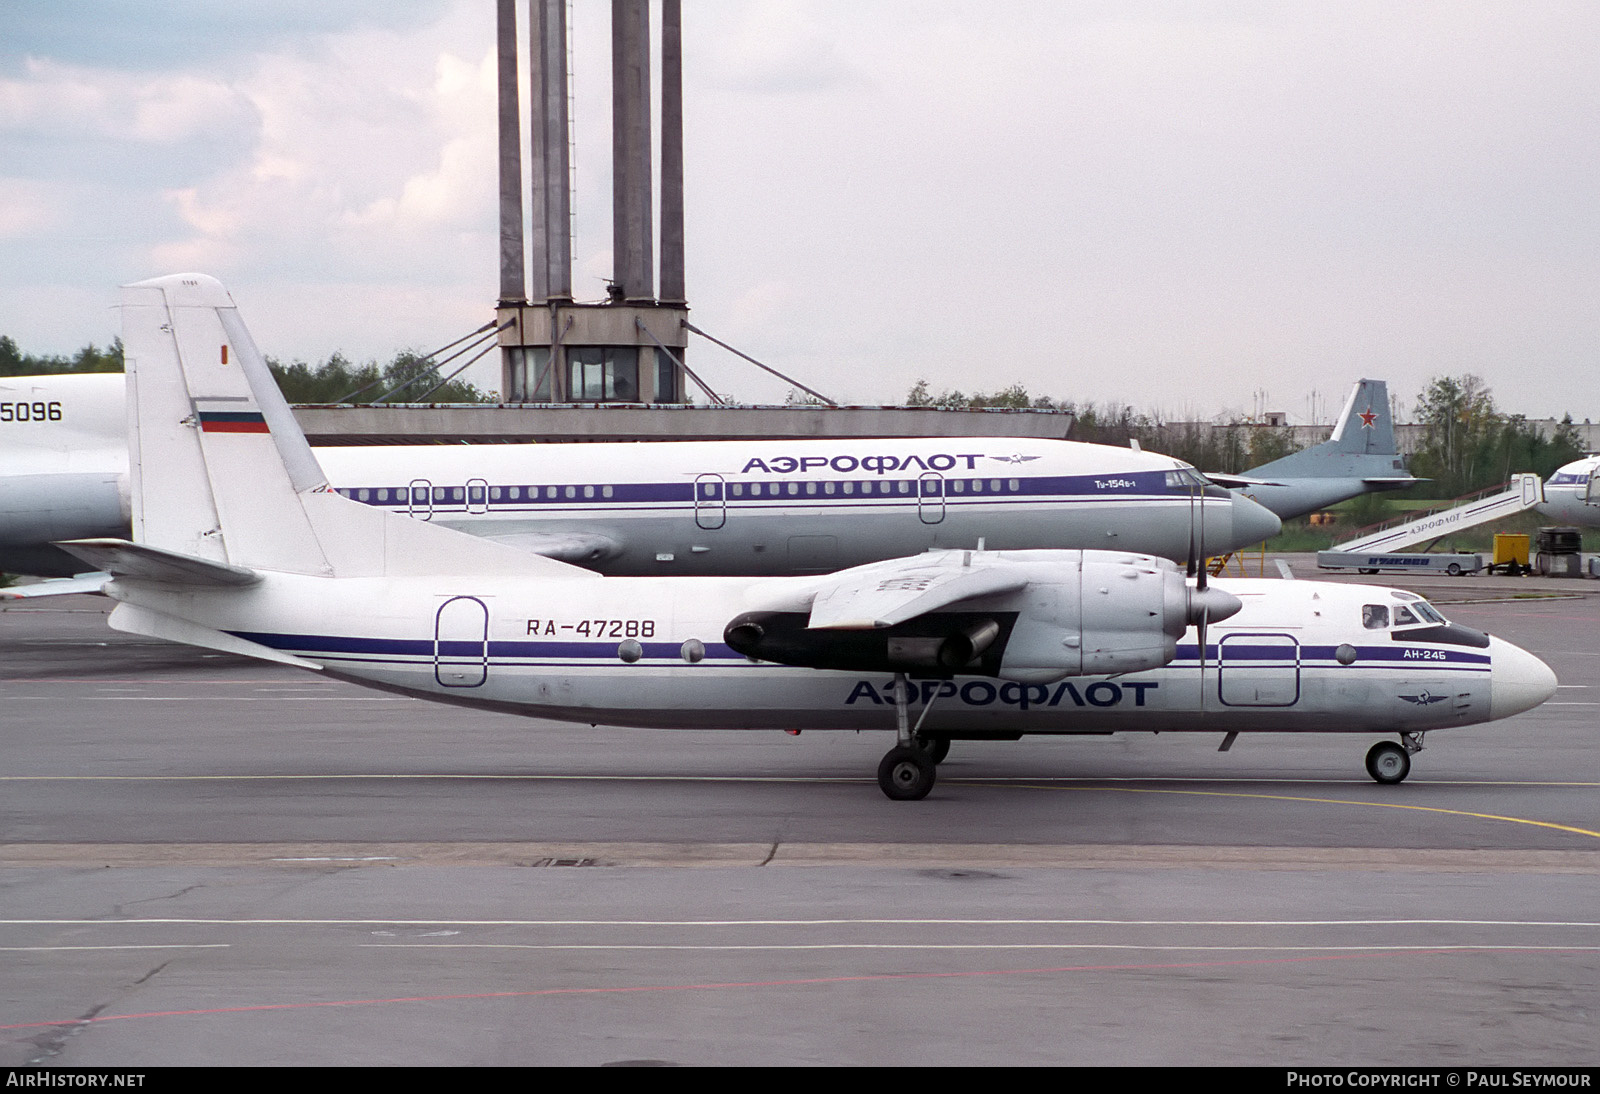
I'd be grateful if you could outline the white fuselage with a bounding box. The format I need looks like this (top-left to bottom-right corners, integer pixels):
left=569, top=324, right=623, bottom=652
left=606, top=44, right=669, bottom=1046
left=105, top=572, right=1550, bottom=738
left=0, top=373, right=1280, bottom=575
left=1538, top=456, right=1600, bottom=528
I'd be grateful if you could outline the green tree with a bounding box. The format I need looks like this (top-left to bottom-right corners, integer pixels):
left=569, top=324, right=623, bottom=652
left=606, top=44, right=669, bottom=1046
left=1405, top=373, right=1580, bottom=496
left=2, top=334, right=493, bottom=402
left=1, top=336, right=123, bottom=376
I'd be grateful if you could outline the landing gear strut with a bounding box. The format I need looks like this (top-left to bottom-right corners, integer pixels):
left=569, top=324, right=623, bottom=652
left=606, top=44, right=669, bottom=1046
left=877, top=673, right=937, bottom=800
left=916, top=734, right=951, bottom=764
left=1365, top=732, right=1423, bottom=785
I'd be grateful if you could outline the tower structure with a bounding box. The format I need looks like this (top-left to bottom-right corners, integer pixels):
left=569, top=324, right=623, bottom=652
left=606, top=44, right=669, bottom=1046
left=495, top=0, right=688, bottom=404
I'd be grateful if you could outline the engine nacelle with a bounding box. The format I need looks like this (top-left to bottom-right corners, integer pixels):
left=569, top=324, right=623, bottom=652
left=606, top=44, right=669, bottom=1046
left=725, top=551, right=1240, bottom=683
left=998, top=555, right=1199, bottom=682
left=725, top=610, right=1014, bottom=677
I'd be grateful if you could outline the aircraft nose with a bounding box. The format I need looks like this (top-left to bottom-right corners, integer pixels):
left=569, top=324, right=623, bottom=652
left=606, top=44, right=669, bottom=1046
left=1489, top=637, right=1558, bottom=721
left=1228, top=493, right=1282, bottom=549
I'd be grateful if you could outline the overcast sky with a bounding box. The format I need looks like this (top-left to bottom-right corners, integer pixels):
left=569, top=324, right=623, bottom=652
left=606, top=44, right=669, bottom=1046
left=3, top=1, right=1598, bottom=423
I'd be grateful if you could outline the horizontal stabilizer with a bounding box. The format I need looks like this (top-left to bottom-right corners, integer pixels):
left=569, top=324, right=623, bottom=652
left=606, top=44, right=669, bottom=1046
left=54, top=538, right=260, bottom=587
left=0, top=572, right=110, bottom=600
left=108, top=601, right=320, bottom=669
left=807, top=553, right=1029, bottom=630
left=482, top=531, right=621, bottom=565
left=1202, top=473, right=1285, bottom=489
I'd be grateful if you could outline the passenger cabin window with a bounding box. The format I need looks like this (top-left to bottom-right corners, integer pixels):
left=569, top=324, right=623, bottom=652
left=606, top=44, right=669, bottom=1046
left=1363, top=605, right=1389, bottom=629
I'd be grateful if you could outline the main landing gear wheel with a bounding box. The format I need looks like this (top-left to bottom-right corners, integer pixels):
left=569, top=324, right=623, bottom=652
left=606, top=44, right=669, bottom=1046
left=878, top=745, right=937, bottom=801
left=916, top=734, right=951, bottom=764
left=1365, top=741, right=1411, bottom=785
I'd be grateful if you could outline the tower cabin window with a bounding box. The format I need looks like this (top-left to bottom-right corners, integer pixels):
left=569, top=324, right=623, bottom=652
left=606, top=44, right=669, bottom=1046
left=568, top=347, right=639, bottom=403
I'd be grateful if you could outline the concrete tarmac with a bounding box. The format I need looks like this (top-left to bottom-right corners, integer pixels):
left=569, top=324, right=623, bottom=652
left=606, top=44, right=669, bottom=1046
left=2, top=570, right=1597, bottom=1066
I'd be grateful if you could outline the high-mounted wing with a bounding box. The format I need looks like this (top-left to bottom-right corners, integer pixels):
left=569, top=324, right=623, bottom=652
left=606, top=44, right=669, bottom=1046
left=805, top=552, right=1029, bottom=630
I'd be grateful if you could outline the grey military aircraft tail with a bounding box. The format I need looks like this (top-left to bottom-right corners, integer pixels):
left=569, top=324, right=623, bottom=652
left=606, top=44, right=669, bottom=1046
left=1208, top=379, right=1422, bottom=520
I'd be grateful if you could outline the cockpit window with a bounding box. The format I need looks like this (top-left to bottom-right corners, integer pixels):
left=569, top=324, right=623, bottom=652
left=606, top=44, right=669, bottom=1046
left=1393, top=605, right=1419, bottom=626
left=1412, top=601, right=1446, bottom=624
left=1362, top=605, right=1389, bottom=629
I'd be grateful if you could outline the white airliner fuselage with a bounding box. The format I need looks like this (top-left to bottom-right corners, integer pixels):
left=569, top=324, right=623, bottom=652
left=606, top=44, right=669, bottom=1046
left=110, top=564, right=1549, bottom=741
left=1538, top=455, right=1600, bottom=528
left=1, top=374, right=1279, bottom=577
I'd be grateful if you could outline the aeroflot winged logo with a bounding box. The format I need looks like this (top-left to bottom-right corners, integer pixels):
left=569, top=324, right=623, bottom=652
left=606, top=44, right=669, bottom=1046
left=1398, top=690, right=1448, bottom=706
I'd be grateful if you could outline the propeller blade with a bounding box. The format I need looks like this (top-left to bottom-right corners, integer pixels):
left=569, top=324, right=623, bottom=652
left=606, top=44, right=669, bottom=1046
left=1185, top=482, right=1199, bottom=579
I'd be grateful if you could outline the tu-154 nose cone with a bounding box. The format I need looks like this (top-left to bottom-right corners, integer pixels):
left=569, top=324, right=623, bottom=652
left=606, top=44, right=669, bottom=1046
left=1228, top=493, right=1282, bottom=549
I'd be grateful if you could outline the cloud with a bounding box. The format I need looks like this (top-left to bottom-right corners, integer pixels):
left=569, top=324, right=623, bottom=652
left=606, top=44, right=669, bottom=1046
left=0, top=177, right=61, bottom=236
left=4, top=1, right=1600, bottom=420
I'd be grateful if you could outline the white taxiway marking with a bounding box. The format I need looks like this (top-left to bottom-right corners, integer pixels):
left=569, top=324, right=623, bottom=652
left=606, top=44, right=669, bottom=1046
left=0, top=945, right=231, bottom=952
left=3, top=917, right=1597, bottom=928
left=359, top=943, right=1600, bottom=953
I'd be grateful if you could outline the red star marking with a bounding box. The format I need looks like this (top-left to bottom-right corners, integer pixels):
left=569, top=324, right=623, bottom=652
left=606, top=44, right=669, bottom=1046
left=1358, top=408, right=1378, bottom=428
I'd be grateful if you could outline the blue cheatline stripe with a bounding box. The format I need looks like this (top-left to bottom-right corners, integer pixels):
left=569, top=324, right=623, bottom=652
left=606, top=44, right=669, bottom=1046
left=331, top=470, right=1201, bottom=510
left=231, top=631, right=1486, bottom=673
left=227, top=631, right=743, bottom=663
left=1175, top=644, right=1490, bottom=668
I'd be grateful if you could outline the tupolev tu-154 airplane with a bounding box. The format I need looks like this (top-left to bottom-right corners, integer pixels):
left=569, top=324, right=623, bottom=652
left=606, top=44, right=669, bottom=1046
left=51, top=274, right=1556, bottom=799
left=3, top=381, right=1281, bottom=581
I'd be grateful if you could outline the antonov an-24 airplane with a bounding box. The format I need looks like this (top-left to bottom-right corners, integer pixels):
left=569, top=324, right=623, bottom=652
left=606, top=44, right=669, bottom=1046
left=2, top=382, right=1282, bottom=582
left=52, top=275, right=1557, bottom=800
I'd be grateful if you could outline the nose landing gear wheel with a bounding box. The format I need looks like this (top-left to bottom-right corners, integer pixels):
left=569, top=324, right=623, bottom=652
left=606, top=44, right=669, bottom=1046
left=878, top=745, right=937, bottom=800
left=1365, top=741, right=1411, bottom=785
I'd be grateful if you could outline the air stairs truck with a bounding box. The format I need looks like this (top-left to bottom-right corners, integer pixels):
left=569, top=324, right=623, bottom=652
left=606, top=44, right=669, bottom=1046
left=1317, top=474, right=1544, bottom=575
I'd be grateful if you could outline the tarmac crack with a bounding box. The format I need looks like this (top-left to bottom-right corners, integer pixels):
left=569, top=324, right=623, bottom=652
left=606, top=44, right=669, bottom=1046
left=115, top=883, right=204, bottom=915
left=23, top=1000, right=107, bottom=1066
left=22, top=961, right=172, bottom=1065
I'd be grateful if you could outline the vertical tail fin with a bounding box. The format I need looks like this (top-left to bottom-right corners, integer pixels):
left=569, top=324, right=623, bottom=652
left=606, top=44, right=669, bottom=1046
left=1326, top=379, right=1397, bottom=456
left=122, top=274, right=333, bottom=573
left=120, top=273, right=580, bottom=580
